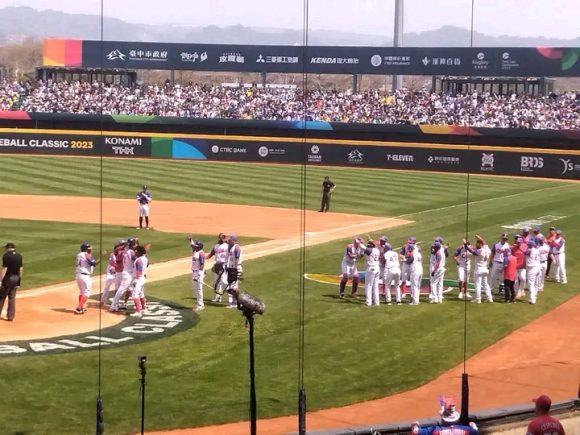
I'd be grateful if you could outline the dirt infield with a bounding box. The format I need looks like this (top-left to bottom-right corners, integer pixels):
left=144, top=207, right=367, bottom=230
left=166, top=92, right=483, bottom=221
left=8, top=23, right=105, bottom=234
left=0, top=194, right=410, bottom=341
left=152, top=295, right=580, bottom=435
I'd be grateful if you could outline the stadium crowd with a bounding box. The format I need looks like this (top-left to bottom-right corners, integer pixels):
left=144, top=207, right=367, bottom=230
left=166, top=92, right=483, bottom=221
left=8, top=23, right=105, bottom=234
left=0, top=79, right=578, bottom=129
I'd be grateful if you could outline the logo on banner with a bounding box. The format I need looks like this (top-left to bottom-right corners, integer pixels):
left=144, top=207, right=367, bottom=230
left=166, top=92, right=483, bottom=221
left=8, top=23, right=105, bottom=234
left=347, top=149, right=364, bottom=164
left=501, top=51, right=520, bottom=70
left=372, top=54, right=411, bottom=67
left=310, top=57, right=359, bottom=65
left=422, top=57, right=430, bottom=66
left=211, top=145, right=247, bottom=154
left=472, top=52, right=490, bottom=70
left=219, top=53, right=245, bottom=64
left=106, top=49, right=126, bottom=61
left=256, top=54, right=299, bottom=64
left=258, top=146, right=269, bottom=157
left=181, top=51, right=207, bottom=63
left=427, top=155, right=460, bottom=165
left=520, top=156, right=544, bottom=172
left=481, top=153, right=495, bottom=171
left=386, top=154, right=414, bottom=162
left=559, top=158, right=580, bottom=175
left=371, top=55, right=382, bottom=67
left=308, top=145, right=322, bottom=163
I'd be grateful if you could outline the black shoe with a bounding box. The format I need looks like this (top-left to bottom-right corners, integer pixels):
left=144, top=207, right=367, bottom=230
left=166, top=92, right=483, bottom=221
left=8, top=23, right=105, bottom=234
left=339, top=293, right=345, bottom=299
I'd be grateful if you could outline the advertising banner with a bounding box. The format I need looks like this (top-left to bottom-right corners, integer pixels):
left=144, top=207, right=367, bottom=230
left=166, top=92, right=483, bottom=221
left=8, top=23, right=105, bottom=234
left=44, top=39, right=580, bottom=77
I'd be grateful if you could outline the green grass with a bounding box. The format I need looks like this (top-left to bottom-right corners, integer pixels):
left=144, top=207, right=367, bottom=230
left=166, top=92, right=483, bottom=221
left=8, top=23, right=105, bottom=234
left=0, top=155, right=565, bottom=216
left=0, top=156, right=577, bottom=433
left=0, top=219, right=263, bottom=290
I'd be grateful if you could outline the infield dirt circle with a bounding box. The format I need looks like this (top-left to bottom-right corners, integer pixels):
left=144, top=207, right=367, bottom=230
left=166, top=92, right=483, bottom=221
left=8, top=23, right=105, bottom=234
left=0, top=194, right=578, bottom=435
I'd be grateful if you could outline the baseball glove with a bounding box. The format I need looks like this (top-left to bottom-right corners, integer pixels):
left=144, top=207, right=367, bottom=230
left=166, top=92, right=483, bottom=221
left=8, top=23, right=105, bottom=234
left=226, top=267, right=239, bottom=284
left=212, top=263, right=224, bottom=274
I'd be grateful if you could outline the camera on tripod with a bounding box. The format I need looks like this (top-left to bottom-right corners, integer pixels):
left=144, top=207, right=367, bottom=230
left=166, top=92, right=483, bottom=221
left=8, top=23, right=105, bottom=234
left=138, top=355, right=147, bottom=370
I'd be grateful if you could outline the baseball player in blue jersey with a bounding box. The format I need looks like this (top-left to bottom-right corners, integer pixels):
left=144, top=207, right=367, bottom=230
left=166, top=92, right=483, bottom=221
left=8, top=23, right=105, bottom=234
left=136, top=185, right=152, bottom=230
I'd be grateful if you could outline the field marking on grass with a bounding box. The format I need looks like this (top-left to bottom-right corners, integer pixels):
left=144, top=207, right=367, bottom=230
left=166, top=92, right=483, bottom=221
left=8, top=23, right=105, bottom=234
left=395, top=184, right=573, bottom=219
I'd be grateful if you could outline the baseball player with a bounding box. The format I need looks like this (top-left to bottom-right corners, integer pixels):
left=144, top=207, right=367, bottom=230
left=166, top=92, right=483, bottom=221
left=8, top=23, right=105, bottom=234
left=429, top=241, right=446, bottom=304
left=100, top=240, right=125, bottom=307
left=130, top=246, right=149, bottom=317
left=454, top=241, right=472, bottom=300
left=465, top=235, right=494, bottom=304
left=188, top=235, right=206, bottom=311
left=489, top=233, right=511, bottom=295
left=399, top=237, right=417, bottom=297
left=545, top=226, right=557, bottom=279
left=363, top=239, right=381, bottom=306
left=206, top=233, right=228, bottom=303
left=75, top=242, right=100, bottom=315
left=531, top=225, right=543, bottom=243
left=512, top=235, right=528, bottom=299
left=225, top=235, right=243, bottom=308
left=377, top=235, right=388, bottom=299
left=550, top=229, right=567, bottom=284
left=535, top=235, right=550, bottom=292
left=338, top=236, right=365, bottom=299
left=110, top=237, right=138, bottom=312
left=525, top=239, right=541, bottom=305
left=136, top=185, right=152, bottom=230
left=383, top=243, right=401, bottom=305
left=408, top=240, right=423, bottom=305
left=521, top=227, right=532, bottom=244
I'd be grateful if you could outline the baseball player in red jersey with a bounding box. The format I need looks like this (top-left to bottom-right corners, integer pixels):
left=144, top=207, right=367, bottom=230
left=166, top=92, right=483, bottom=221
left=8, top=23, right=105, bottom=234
left=338, top=236, right=365, bottom=299
left=110, top=237, right=138, bottom=311
left=512, top=235, right=528, bottom=299
left=526, top=394, right=566, bottom=435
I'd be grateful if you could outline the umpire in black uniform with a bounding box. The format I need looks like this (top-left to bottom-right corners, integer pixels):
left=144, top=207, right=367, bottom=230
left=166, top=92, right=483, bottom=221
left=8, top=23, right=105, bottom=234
left=318, top=176, right=336, bottom=213
left=0, top=242, right=23, bottom=321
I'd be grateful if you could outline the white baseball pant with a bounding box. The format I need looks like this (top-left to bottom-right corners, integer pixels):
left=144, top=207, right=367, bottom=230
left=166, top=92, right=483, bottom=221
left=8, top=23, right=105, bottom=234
left=410, top=268, right=422, bottom=304
left=430, top=268, right=446, bottom=303
left=100, top=272, right=117, bottom=304
left=527, top=266, right=540, bottom=304
left=365, top=267, right=380, bottom=306
left=489, top=262, right=504, bottom=292
left=384, top=268, right=401, bottom=303
left=515, top=268, right=527, bottom=295
left=474, top=269, right=493, bottom=302
left=536, top=262, right=547, bottom=291
left=76, top=273, right=92, bottom=297
left=111, top=271, right=133, bottom=310
left=554, top=253, right=567, bottom=283
left=192, top=270, right=205, bottom=308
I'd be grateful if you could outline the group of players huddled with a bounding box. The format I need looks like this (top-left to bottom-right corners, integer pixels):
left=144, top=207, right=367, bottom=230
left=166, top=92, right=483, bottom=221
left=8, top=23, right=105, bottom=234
left=339, top=225, right=567, bottom=307
left=74, top=237, right=148, bottom=316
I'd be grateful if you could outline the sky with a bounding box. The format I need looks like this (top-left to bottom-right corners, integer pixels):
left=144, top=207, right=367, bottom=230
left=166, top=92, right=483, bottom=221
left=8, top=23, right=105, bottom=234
left=0, top=0, right=578, bottom=39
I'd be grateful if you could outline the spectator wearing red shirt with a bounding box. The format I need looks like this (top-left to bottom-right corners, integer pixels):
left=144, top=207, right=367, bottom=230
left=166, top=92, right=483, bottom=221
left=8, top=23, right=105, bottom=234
left=526, top=394, right=566, bottom=435
left=503, top=250, right=517, bottom=303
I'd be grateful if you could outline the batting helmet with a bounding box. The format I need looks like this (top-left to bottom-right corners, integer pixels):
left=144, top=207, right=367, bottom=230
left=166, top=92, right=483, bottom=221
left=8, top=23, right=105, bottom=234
left=135, top=245, right=147, bottom=256
left=142, top=185, right=148, bottom=190
left=127, top=237, right=139, bottom=247
left=193, top=241, right=204, bottom=250
left=80, top=242, right=92, bottom=252
left=115, top=239, right=126, bottom=248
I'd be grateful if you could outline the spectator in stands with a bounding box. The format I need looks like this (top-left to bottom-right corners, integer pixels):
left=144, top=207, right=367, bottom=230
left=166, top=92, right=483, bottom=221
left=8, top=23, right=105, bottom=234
left=526, top=394, right=566, bottom=435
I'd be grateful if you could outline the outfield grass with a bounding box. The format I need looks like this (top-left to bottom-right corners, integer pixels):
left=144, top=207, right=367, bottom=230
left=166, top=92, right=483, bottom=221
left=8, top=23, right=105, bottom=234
left=0, top=155, right=565, bottom=216
left=0, top=157, right=577, bottom=433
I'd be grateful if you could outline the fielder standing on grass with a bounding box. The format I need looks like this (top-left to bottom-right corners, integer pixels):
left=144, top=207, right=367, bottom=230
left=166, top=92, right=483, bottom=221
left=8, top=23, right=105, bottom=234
left=187, top=235, right=206, bottom=311
left=0, top=242, right=23, bottom=321
left=318, top=176, right=336, bottom=213
left=137, top=185, right=152, bottom=230
left=130, top=246, right=149, bottom=317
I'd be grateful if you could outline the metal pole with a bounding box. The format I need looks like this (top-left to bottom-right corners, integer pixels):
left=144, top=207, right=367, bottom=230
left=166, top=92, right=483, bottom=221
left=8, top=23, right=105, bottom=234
left=246, top=310, right=257, bottom=435
left=139, top=358, right=147, bottom=435
left=392, top=0, right=404, bottom=92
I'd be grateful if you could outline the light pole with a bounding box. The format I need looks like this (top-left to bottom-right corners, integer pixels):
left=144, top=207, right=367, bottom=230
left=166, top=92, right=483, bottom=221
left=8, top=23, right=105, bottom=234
left=392, top=0, right=405, bottom=92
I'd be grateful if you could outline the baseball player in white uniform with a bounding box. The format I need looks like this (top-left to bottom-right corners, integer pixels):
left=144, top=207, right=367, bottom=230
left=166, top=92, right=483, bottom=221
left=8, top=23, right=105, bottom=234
left=383, top=243, right=402, bottom=305
left=100, top=244, right=118, bottom=308
left=363, top=240, right=381, bottom=306
left=551, top=230, right=567, bottom=284
left=377, top=236, right=388, bottom=299
left=75, top=242, right=100, bottom=314
left=429, top=241, right=446, bottom=304
left=535, top=235, right=550, bottom=292
left=136, top=185, right=152, bottom=230
left=338, top=237, right=365, bottom=299
left=465, top=236, right=494, bottom=303
left=110, top=237, right=138, bottom=311
left=188, top=236, right=206, bottom=311
left=454, top=242, right=472, bottom=300
left=130, top=246, right=149, bottom=317
left=225, top=235, right=243, bottom=308
left=489, top=233, right=510, bottom=295
left=207, top=233, right=228, bottom=303
left=408, top=241, right=423, bottom=305
left=525, top=239, right=541, bottom=304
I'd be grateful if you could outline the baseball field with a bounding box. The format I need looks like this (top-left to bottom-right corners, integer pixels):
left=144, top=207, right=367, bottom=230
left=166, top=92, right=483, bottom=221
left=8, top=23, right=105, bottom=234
left=0, top=155, right=578, bottom=434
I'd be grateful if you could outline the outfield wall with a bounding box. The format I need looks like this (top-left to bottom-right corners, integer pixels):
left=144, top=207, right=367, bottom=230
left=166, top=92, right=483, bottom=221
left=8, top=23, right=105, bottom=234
left=0, top=114, right=579, bottom=179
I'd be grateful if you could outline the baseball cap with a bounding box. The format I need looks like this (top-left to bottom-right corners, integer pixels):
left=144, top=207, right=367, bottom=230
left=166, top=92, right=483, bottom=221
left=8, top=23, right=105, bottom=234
left=142, top=184, right=148, bottom=189
left=229, top=234, right=238, bottom=241
left=532, top=394, right=551, bottom=411
left=522, top=226, right=530, bottom=232
left=536, top=234, right=545, bottom=242
left=500, top=233, right=508, bottom=239
left=379, top=235, right=388, bottom=242
left=4, top=242, right=15, bottom=249
left=354, top=236, right=364, bottom=243
left=527, top=239, right=536, bottom=247
left=533, top=225, right=541, bottom=232
left=434, top=236, right=444, bottom=243
left=408, top=237, right=417, bottom=244
left=549, top=226, right=556, bottom=231
left=556, top=229, right=562, bottom=235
